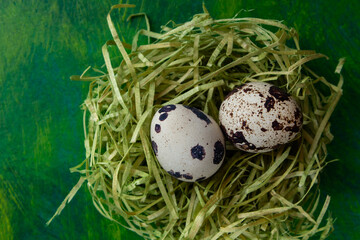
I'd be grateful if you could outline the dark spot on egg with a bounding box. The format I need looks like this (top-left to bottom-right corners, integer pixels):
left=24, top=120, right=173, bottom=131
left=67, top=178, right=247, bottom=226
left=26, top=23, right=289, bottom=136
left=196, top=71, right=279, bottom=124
left=272, top=120, right=283, bottom=130
left=167, top=170, right=194, bottom=180
left=167, top=170, right=182, bottom=178
left=159, top=113, right=168, bottom=121
left=213, top=140, right=225, bottom=164
left=183, top=173, right=193, bottom=180
left=224, top=85, right=244, bottom=100
left=155, top=124, right=161, bottom=133
left=241, top=143, right=256, bottom=151
left=159, top=104, right=176, bottom=113
left=191, top=144, right=206, bottom=160
left=241, top=120, right=252, bottom=132
left=285, top=125, right=300, bottom=133
left=264, top=96, right=275, bottom=112
left=230, top=131, right=256, bottom=150
left=269, top=86, right=289, bottom=101
left=184, top=105, right=211, bottom=125
left=151, top=141, right=158, bottom=155
left=261, top=128, right=268, bottom=132
left=243, top=87, right=252, bottom=93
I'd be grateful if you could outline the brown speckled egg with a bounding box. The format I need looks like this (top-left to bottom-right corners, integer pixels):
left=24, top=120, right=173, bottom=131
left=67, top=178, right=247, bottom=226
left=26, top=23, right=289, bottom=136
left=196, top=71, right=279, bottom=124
left=219, top=82, right=303, bottom=153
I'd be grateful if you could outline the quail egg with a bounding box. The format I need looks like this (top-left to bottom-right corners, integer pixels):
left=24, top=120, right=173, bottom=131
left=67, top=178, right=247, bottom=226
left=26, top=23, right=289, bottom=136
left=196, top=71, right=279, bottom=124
left=150, top=104, right=225, bottom=182
left=219, top=82, right=303, bottom=153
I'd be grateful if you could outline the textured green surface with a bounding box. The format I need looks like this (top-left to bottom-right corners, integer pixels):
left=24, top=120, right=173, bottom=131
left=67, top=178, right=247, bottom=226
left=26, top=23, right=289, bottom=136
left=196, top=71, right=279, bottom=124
left=0, top=0, right=359, bottom=239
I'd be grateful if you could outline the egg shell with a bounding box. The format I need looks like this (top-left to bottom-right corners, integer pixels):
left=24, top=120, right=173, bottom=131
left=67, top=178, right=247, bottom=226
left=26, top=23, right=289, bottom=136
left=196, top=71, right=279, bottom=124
left=219, top=82, right=303, bottom=153
left=150, top=104, right=225, bottom=182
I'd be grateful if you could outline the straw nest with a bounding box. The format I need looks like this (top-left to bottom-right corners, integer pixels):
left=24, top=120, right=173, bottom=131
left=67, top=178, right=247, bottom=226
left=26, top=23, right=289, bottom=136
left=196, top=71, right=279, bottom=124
left=48, top=4, right=344, bottom=240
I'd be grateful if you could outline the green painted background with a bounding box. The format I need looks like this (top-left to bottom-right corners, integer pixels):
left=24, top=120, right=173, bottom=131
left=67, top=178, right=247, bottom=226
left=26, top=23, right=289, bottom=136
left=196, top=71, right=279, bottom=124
left=0, top=0, right=359, bottom=239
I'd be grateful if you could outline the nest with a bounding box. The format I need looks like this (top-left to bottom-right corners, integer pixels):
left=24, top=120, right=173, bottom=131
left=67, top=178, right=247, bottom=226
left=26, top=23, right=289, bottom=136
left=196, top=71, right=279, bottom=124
left=48, top=4, right=344, bottom=239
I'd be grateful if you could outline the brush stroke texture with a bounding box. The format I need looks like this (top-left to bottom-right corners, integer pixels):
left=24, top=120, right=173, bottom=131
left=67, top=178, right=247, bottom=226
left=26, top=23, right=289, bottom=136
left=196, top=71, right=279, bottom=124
left=0, top=0, right=359, bottom=239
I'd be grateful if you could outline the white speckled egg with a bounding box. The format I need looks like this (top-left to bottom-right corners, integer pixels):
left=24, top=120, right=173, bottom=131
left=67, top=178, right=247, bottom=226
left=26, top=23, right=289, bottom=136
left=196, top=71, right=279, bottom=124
left=219, top=82, right=303, bottom=153
left=150, top=104, right=225, bottom=182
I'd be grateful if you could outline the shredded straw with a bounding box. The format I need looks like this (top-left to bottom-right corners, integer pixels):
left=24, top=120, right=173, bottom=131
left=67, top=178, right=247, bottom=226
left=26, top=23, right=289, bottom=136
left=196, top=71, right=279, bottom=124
left=48, top=4, right=345, bottom=240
